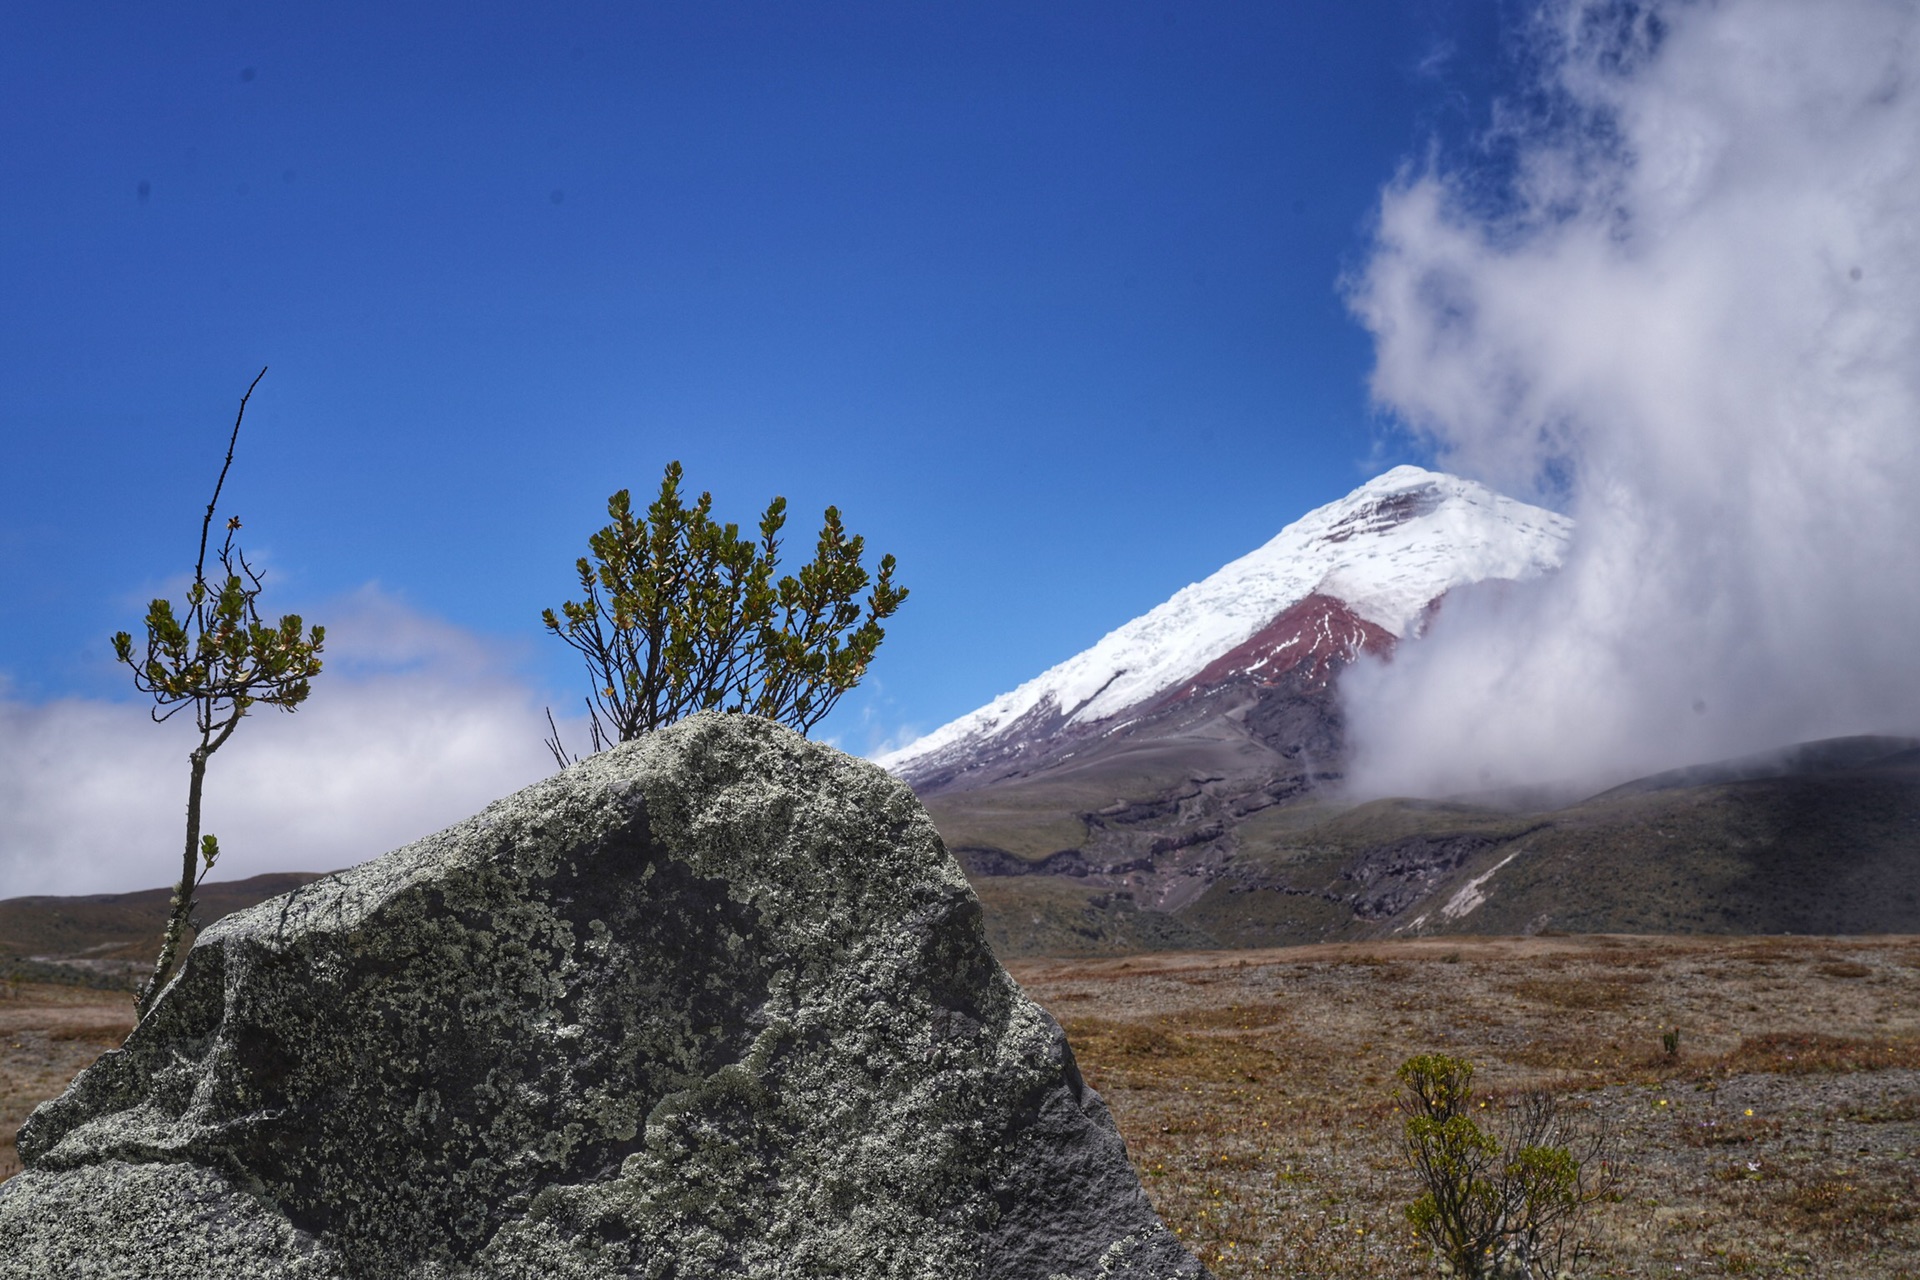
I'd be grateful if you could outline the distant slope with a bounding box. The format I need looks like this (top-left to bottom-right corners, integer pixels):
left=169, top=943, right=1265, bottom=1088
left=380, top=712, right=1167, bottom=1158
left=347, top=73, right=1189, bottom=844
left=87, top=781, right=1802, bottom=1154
left=0, top=872, right=324, bottom=983
left=940, top=736, right=1920, bottom=958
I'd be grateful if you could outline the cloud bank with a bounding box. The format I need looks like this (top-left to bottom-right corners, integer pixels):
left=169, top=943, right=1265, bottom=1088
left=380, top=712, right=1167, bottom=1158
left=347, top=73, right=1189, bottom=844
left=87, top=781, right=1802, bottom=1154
left=0, top=589, right=559, bottom=898
left=1344, top=0, right=1920, bottom=797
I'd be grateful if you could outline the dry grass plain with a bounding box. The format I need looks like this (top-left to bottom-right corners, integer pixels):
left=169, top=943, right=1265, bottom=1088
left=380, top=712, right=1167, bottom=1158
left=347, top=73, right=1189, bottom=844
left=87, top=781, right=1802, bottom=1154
left=1012, top=935, right=1920, bottom=1279
left=0, top=978, right=135, bottom=1183
left=3, top=935, right=1917, bottom=1278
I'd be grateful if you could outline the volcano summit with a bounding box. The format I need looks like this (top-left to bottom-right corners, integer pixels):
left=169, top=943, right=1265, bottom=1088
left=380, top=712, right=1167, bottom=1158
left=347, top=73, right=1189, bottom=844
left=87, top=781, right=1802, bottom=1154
left=880, top=466, right=1572, bottom=799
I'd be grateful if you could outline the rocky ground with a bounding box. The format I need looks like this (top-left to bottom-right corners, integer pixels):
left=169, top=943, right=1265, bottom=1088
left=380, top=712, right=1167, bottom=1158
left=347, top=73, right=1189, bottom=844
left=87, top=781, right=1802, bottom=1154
left=4, top=935, right=1916, bottom=1278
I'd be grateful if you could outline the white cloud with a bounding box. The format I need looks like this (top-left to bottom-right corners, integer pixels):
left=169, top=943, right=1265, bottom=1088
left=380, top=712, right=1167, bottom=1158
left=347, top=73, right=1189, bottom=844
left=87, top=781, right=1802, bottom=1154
left=0, top=588, right=560, bottom=898
left=1343, top=0, right=1920, bottom=796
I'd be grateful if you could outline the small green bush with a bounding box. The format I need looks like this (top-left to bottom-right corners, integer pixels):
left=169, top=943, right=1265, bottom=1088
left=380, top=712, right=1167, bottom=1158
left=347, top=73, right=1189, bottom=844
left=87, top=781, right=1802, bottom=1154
left=542, top=461, right=906, bottom=759
left=1397, top=1053, right=1610, bottom=1279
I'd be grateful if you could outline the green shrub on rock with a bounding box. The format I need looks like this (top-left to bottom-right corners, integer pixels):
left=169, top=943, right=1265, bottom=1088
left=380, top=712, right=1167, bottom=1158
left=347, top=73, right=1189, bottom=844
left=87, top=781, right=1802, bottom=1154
left=541, top=461, right=906, bottom=762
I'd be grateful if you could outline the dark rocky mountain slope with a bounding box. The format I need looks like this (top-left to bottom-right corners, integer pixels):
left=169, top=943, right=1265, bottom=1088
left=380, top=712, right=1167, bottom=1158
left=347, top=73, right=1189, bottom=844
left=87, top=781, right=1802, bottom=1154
left=942, top=735, right=1920, bottom=956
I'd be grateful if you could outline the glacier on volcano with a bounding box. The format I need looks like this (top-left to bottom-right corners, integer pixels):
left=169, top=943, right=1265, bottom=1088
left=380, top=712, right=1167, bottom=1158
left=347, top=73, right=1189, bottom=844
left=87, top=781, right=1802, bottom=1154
left=876, top=466, right=1571, bottom=781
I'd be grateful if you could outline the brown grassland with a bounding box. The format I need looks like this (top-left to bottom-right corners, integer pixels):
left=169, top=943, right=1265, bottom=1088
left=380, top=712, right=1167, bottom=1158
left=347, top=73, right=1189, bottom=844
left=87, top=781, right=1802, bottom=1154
left=1011, top=935, right=1920, bottom=1279
left=0, top=977, right=137, bottom=1183
left=5, top=934, right=1918, bottom=1278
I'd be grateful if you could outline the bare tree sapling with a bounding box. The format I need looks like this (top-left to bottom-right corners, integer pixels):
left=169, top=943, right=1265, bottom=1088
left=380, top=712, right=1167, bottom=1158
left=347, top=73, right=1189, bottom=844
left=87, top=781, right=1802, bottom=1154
left=112, top=368, right=325, bottom=1020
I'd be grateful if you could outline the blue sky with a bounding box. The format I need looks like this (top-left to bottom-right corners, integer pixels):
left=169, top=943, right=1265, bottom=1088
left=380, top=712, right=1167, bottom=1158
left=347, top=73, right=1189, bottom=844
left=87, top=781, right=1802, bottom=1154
left=0, top=3, right=1559, bottom=892
left=12, top=2, right=1919, bottom=895
left=3, top=2, right=1516, bottom=734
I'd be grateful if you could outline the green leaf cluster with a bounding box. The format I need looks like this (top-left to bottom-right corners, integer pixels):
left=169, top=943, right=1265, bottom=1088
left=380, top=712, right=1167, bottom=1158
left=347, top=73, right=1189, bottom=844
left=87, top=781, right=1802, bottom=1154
left=543, top=461, right=906, bottom=750
left=112, top=571, right=323, bottom=725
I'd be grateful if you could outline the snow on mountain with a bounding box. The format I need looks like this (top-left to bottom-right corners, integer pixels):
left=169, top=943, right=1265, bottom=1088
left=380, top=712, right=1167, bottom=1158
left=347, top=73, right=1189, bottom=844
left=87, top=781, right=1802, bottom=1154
left=876, top=466, right=1571, bottom=778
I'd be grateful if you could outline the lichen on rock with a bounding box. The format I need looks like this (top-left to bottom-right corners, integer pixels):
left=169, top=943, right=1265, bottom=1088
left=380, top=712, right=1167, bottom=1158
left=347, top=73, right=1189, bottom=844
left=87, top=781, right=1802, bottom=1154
left=0, top=713, right=1208, bottom=1280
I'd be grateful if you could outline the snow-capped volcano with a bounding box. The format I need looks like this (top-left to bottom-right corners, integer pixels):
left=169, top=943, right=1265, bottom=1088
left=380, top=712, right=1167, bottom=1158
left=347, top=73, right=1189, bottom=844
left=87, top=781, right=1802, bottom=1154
left=879, top=466, right=1571, bottom=790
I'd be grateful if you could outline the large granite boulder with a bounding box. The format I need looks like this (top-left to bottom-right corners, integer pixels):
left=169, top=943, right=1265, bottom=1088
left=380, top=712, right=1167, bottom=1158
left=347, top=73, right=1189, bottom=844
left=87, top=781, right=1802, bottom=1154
left=0, top=713, right=1207, bottom=1280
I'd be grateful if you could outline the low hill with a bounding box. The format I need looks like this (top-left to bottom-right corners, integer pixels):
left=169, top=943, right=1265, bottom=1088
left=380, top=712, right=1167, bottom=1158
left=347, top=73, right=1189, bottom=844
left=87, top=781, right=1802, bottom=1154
left=0, top=872, right=324, bottom=985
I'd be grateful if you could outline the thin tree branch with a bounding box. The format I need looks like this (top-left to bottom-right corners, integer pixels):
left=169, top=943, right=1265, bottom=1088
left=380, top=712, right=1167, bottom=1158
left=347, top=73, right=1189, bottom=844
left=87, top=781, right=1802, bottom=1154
left=194, top=366, right=267, bottom=589
left=543, top=706, right=574, bottom=770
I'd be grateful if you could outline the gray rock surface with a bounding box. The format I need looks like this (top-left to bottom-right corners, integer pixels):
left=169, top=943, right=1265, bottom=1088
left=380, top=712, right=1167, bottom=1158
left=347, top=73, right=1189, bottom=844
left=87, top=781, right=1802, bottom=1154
left=0, top=713, right=1207, bottom=1280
